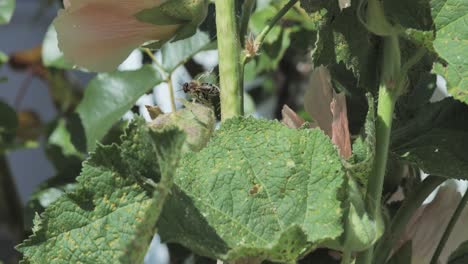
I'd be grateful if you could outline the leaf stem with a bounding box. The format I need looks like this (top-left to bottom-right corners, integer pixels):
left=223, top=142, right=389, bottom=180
left=356, top=33, right=401, bottom=264
left=241, top=0, right=298, bottom=65
left=167, top=75, right=177, bottom=112
left=256, top=0, right=298, bottom=49
left=430, top=187, right=468, bottom=264
left=239, top=0, right=256, bottom=45
left=215, top=0, right=243, bottom=120
left=143, top=48, right=167, bottom=75
left=374, top=175, right=445, bottom=263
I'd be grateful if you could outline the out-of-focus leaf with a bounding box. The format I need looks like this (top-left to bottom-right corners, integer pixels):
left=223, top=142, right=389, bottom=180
left=0, top=51, right=7, bottom=66
left=0, top=101, right=18, bottom=150
left=387, top=241, right=412, bottom=264
left=76, top=65, right=163, bottom=152
left=430, top=0, right=468, bottom=103
left=18, top=119, right=186, bottom=264
left=449, top=240, right=468, bottom=264
left=159, top=117, right=346, bottom=262
left=159, top=30, right=215, bottom=73
left=392, top=98, right=468, bottom=179
left=384, top=0, right=433, bottom=30
left=0, top=0, right=15, bottom=25
left=42, top=24, right=73, bottom=69
left=16, top=111, right=41, bottom=142
left=397, top=183, right=468, bottom=264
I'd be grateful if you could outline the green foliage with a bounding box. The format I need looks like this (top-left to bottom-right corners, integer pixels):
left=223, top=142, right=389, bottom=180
left=158, top=30, right=215, bottom=73
left=42, top=25, right=73, bottom=69
left=135, top=0, right=210, bottom=43
left=312, top=2, right=380, bottom=92
left=0, top=101, right=18, bottom=151
left=344, top=94, right=376, bottom=185
left=392, top=98, right=468, bottom=179
left=430, top=0, right=468, bottom=103
left=76, top=66, right=163, bottom=152
left=0, top=0, right=15, bottom=24
left=159, top=117, right=346, bottom=262
left=17, top=119, right=186, bottom=264
left=387, top=241, right=412, bottom=264
left=449, top=240, right=468, bottom=264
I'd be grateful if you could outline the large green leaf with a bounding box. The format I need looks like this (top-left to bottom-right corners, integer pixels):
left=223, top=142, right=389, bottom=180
left=0, top=0, right=14, bottom=25
left=17, top=119, right=185, bottom=264
left=76, top=66, right=163, bottom=152
left=430, top=0, right=468, bottom=103
left=392, top=98, right=468, bottom=179
left=159, top=117, right=346, bottom=262
left=449, top=240, right=468, bottom=264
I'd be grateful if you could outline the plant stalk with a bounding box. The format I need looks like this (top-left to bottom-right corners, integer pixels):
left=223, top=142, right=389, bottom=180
left=356, top=34, right=401, bottom=264
left=242, top=0, right=298, bottom=65
left=430, top=187, right=468, bottom=264
left=374, top=176, right=445, bottom=263
left=215, top=0, right=243, bottom=120
left=239, top=0, right=256, bottom=45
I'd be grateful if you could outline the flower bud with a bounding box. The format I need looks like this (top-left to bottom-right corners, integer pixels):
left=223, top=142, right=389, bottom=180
left=54, top=0, right=209, bottom=72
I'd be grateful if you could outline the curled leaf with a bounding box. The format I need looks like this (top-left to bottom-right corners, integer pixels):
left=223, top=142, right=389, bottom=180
left=304, top=66, right=351, bottom=159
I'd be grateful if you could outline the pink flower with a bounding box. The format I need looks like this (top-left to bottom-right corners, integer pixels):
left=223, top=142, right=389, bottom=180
left=54, top=0, right=180, bottom=72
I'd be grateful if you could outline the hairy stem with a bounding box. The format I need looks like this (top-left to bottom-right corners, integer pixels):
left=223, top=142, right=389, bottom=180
left=242, top=0, right=298, bottom=65
left=239, top=0, right=256, bottom=45
left=430, top=188, right=468, bottom=264
left=374, top=176, right=445, bottom=263
left=356, top=34, right=401, bottom=264
left=215, top=0, right=243, bottom=120
left=167, top=75, right=176, bottom=112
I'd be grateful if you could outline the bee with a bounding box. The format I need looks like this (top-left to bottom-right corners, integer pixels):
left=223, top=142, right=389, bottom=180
left=182, top=80, right=220, bottom=105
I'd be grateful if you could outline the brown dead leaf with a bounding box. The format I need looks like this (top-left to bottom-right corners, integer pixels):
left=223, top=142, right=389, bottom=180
left=331, top=93, right=352, bottom=159
left=304, top=66, right=351, bottom=159
left=282, top=105, right=306, bottom=129
left=304, top=66, right=333, bottom=137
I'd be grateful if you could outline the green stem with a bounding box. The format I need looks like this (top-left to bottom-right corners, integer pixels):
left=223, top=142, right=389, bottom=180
left=356, top=34, right=401, bottom=264
left=242, top=0, right=298, bottom=65
left=430, top=188, right=468, bottom=264
left=167, top=75, right=177, bottom=112
left=374, top=176, right=445, bottom=263
left=356, top=84, right=397, bottom=264
left=215, top=0, right=243, bottom=120
left=341, top=250, right=352, bottom=264
left=239, top=0, right=256, bottom=45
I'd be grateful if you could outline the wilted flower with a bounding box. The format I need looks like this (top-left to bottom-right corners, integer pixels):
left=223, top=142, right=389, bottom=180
left=54, top=0, right=207, bottom=72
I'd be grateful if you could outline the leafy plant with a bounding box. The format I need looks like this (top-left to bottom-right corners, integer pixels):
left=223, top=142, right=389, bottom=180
left=0, top=0, right=467, bottom=263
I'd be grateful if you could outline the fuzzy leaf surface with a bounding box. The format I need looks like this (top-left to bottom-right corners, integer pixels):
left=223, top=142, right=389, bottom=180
left=430, top=0, right=468, bottom=103
left=159, top=117, right=346, bottom=262
left=17, top=120, right=185, bottom=264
